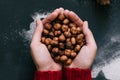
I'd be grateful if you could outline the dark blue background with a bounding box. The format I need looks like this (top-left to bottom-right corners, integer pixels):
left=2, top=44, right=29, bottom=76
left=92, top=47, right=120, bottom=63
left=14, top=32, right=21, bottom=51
left=0, top=0, right=120, bottom=80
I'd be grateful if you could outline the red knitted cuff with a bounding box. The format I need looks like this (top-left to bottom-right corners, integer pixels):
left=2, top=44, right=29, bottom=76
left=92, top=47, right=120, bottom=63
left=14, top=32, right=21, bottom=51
left=34, top=70, right=62, bottom=80
left=63, top=68, right=92, bottom=80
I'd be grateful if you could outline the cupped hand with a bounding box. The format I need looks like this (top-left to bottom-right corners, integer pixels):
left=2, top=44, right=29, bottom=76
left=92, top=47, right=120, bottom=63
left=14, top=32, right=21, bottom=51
left=64, top=10, right=97, bottom=69
left=30, top=8, right=64, bottom=71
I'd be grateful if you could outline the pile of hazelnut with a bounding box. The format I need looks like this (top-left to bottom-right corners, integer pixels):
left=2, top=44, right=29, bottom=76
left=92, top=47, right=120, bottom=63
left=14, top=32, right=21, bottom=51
left=41, top=14, right=86, bottom=65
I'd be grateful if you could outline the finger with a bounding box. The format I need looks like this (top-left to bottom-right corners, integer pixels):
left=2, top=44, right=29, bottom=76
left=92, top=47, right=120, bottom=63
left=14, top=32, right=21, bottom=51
left=31, top=19, right=43, bottom=43
left=42, top=8, right=64, bottom=24
left=82, top=21, right=96, bottom=47
left=64, top=10, right=83, bottom=27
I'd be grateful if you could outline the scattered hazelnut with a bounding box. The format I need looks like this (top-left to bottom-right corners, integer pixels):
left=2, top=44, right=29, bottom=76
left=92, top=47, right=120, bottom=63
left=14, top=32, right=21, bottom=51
left=54, top=56, right=60, bottom=62
left=76, top=27, right=81, bottom=34
left=45, top=38, right=51, bottom=45
left=66, top=38, right=71, bottom=42
left=60, top=55, right=68, bottom=62
left=62, top=25, right=68, bottom=32
left=66, top=41, right=72, bottom=49
left=59, top=34, right=66, bottom=42
left=44, top=23, right=52, bottom=30
left=59, top=50, right=65, bottom=56
left=76, top=34, right=84, bottom=43
left=47, top=45, right=52, bottom=51
left=49, top=32, right=54, bottom=38
left=53, top=37, right=59, bottom=41
left=50, top=40, right=58, bottom=46
left=63, top=18, right=69, bottom=24
left=54, top=23, right=61, bottom=30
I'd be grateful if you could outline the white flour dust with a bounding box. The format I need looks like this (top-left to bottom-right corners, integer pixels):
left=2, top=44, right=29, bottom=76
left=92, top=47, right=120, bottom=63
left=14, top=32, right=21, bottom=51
left=20, top=12, right=120, bottom=80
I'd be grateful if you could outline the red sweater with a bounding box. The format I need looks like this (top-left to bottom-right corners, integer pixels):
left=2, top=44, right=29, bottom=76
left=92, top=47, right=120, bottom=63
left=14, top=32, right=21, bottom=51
left=34, top=68, right=92, bottom=80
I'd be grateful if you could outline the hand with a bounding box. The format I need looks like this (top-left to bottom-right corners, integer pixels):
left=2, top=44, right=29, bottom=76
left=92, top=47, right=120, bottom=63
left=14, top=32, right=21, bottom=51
left=30, top=8, right=64, bottom=71
left=64, top=10, right=97, bottom=69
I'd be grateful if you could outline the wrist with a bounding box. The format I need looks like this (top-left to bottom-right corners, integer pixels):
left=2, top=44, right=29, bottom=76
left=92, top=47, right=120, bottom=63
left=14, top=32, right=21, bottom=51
left=37, top=64, right=62, bottom=71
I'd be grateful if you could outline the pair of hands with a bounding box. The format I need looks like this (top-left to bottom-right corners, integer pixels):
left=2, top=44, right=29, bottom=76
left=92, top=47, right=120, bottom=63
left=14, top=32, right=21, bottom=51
left=30, top=8, right=97, bottom=71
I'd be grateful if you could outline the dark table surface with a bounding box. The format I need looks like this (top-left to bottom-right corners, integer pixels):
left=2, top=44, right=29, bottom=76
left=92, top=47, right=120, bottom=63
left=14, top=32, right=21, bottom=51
left=0, top=0, right=120, bottom=80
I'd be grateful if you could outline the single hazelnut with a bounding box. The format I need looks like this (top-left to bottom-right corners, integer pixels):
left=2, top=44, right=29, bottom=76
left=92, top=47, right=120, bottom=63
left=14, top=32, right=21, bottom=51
left=45, top=38, right=51, bottom=45
left=60, top=55, right=68, bottom=62
left=76, top=27, right=81, bottom=34
left=71, top=37, right=76, bottom=45
left=74, top=45, right=81, bottom=52
left=63, top=18, right=70, bottom=24
left=65, top=58, right=72, bottom=65
left=54, top=30, right=61, bottom=36
left=54, top=23, right=61, bottom=30
left=50, top=40, right=58, bottom=46
left=53, top=37, right=59, bottom=41
left=61, top=25, right=68, bottom=32
left=59, top=50, right=65, bottom=56
left=49, top=32, right=54, bottom=38
left=59, top=34, right=66, bottom=42
left=65, top=49, right=71, bottom=56
left=52, top=47, right=59, bottom=53
left=58, top=14, right=65, bottom=20
left=66, top=38, right=71, bottom=42
left=59, top=42, right=65, bottom=49
left=54, top=56, right=60, bottom=62
left=66, top=41, right=72, bottom=49
left=71, top=27, right=77, bottom=35
left=41, top=37, right=46, bottom=43
left=47, top=45, right=52, bottom=51
left=69, top=23, right=77, bottom=28
left=64, top=31, right=71, bottom=38
left=44, top=23, right=52, bottom=30
left=76, top=33, right=84, bottom=43
left=71, top=51, right=77, bottom=58
left=43, top=29, right=49, bottom=35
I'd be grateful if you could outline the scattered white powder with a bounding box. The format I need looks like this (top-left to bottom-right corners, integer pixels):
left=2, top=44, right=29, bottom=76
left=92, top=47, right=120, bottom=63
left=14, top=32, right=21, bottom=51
left=20, top=12, right=120, bottom=80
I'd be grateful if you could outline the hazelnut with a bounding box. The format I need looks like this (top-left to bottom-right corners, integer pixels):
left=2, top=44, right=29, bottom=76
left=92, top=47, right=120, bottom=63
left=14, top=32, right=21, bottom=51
left=47, top=45, right=52, bottom=51
left=59, top=42, right=64, bottom=49
left=71, top=27, right=77, bottom=35
left=50, top=40, right=58, bottom=46
left=58, top=14, right=65, bottom=20
left=54, top=23, right=61, bottom=30
left=59, top=50, right=65, bottom=56
left=71, top=51, right=77, bottom=58
left=74, top=45, right=81, bottom=52
left=71, top=37, right=76, bottom=45
left=45, top=38, right=51, bottom=45
left=53, top=37, right=59, bottom=41
left=49, top=32, right=54, bottom=38
left=63, top=18, right=69, bottom=24
left=65, top=49, right=71, bottom=56
left=60, top=55, right=68, bottom=62
left=76, top=27, right=81, bottom=34
left=52, top=47, right=59, bottom=53
left=66, top=38, right=71, bottom=42
left=64, top=31, right=71, bottom=38
left=69, top=23, right=77, bottom=28
left=44, top=23, right=52, bottom=30
left=65, top=58, right=72, bottom=65
left=41, top=37, right=46, bottom=43
left=54, top=56, right=60, bottom=62
left=43, top=29, right=49, bottom=35
left=59, top=34, right=66, bottom=42
left=61, top=25, right=68, bottom=32
left=66, top=41, right=72, bottom=49
left=54, top=30, right=61, bottom=36
left=76, top=34, right=84, bottom=43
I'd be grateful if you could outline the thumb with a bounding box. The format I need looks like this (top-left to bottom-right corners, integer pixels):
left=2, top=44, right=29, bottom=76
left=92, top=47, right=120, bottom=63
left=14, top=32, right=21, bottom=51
left=31, top=19, right=43, bottom=43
